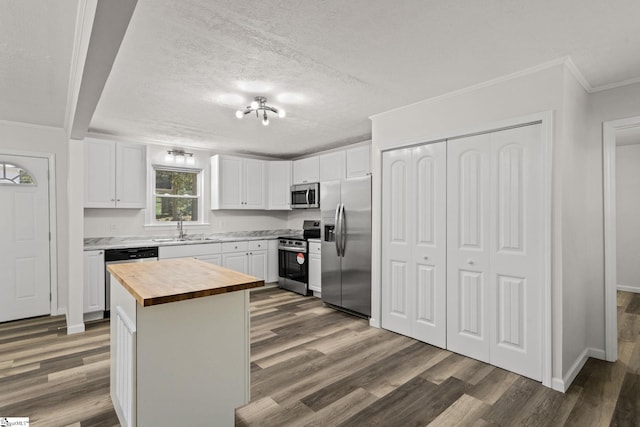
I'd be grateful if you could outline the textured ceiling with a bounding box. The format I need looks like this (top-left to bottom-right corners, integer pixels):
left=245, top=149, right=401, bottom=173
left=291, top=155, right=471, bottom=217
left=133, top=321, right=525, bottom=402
left=0, top=0, right=77, bottom=127
left=3, top=1, right=640, bottom=158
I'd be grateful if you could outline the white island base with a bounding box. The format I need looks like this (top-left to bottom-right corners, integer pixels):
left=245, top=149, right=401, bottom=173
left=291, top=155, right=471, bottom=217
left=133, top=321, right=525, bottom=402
left=110, top=275, right=250, bottom=427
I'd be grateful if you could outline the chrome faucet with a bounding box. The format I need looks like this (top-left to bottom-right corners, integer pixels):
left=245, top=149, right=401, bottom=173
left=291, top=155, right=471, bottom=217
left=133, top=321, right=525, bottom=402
left=177, top=213, right=186, bottom=240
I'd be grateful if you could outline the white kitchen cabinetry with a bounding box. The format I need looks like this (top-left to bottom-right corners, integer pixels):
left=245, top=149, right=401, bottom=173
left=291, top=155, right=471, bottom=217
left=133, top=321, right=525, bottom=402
left=158, top=243, right=222, bottom=266
left=83, top=250, right=105, bottom=313
left=292, top=156, right=320, bottom=184
left=346, top=145, right=371, bottom=178
left=84, top=139, right=147, bottom=208
left=319, top=151, right=346, bottom=182
left=267, top=161, right=291, bottom=210
left=308, top=241, right=321, bottom=294
left=211, top=155, right=266, bottom=209
left=222, top=240, right=268, bottom=280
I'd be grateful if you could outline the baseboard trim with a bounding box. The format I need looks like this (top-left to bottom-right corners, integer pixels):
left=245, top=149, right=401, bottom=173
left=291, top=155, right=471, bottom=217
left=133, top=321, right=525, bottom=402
left=554, top=347, right=606, bottom=392
left=66, top=323, right=86, bottom=335
left=617, top=285, right=640, bottom=294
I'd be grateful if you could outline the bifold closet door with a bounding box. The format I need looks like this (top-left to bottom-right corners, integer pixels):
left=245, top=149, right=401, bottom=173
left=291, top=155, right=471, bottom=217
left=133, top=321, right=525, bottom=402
left=381, top=142, right=447, bottom=348
left=447, top=124, right=543, bottom=381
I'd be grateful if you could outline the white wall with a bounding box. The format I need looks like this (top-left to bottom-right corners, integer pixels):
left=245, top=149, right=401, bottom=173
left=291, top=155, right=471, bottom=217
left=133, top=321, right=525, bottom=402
left=616, top=143, right=640, bottom=291
left=0, top=120, right=70, bottom=315
left=560, top=67, right=595, bottom=375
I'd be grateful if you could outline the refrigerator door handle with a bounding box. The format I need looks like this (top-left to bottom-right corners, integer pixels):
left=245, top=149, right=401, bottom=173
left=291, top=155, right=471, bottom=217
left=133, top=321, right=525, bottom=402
left=334, top=204, right=342, bottom=256
left=340, top=203, right=346, bottom=256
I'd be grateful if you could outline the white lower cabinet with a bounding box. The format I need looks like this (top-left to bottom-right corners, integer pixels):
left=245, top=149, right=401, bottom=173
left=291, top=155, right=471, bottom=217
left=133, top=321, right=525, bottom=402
left=381, top=124, right=544, bottom=382
left=308, top=241, right=321, bottom=293
left=222, top=240, right=268, bottom=280
left=159, top=243, right=221, bottom=264
left=157, top=239, right=273, bottom=282
left=83, top=250, right=105, bottom=313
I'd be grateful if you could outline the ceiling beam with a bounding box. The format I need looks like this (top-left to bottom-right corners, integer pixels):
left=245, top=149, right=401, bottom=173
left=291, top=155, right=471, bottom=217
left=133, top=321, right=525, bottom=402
left=66, top=0, right=138, bottom=140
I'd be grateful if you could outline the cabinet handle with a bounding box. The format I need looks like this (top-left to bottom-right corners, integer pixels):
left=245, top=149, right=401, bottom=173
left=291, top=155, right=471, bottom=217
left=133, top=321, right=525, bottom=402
left=99, top=251, right=103, bottom=255
left=117, top=199, right=121, bottom=202
left=424, top=256, right=429, bottom=260
left=111, top=198, right=115, bottom=202
left=467, top=259, right=476, bottom=265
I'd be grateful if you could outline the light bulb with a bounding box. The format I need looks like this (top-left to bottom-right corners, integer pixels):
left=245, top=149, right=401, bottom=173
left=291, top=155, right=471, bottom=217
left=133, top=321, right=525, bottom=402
left=186, top=156, right=195, bottom=166
left=278, top=108, right=286, bottom=118
left=262, top=117, right=269, bottom=126
left=235, top=110, right=244, bottom=119
left=175, top=155, right=185, bottom=165
left=165, top=152, right=175, bottom=162
left=250, top=100, right=259, bottom=110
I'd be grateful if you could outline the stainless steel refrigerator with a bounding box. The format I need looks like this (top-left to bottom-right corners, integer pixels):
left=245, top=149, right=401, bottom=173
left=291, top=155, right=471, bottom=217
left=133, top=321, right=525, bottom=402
left=321, top=175, right=372, bottom=317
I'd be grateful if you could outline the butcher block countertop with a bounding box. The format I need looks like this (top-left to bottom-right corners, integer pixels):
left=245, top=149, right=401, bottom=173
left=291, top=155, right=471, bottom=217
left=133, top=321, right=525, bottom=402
left=106, top=258, right=264, bottom=307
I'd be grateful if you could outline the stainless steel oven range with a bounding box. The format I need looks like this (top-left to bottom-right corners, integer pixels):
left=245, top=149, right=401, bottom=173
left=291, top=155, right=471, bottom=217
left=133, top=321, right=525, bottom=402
left=278, top=220, right=320, bottom=296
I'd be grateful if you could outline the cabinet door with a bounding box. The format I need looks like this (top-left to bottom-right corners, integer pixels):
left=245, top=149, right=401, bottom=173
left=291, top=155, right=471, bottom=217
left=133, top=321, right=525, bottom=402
left=319, top=151, right=346, bottom=181
left=116, top=143, right=146, bottom=208
left=292, top=156, right=320, bottom=184
left=244, top=159, right=266, bottom=209
left=249, top=250, right=267, bottom=280
left=83, top=250, right=105, bottom=313
left=267, top=240, right=279, bottom=283
left=218, top=156, right=244, bottom=209
left=309, top=253, right=321, bottom=293
left=196, top=254, right=222, bottom=266
left=85, top=139, right=116, bottom=208
left=267, top=161, right=291, bottom=210
left=346, top=145, right=371, bottom=178
left=223, top=252, right=248, bottom=274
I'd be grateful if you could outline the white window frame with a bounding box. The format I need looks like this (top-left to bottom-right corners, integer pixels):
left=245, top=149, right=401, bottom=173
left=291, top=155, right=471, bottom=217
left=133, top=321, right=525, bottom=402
left=146, top=165, right=206, bottom=226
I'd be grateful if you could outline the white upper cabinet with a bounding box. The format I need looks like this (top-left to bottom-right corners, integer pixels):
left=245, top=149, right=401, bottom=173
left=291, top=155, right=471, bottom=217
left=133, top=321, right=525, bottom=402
left=211, top=155, right=266, bottom=210
left=267, top=161, right=291, bottom=210
left=84, top=138, right=146, bottom=208
left=319, top=151, right=346, bottom=182
left=346, top=145, right=371, bottom=178
left=292, top=156, right=320, bottom=184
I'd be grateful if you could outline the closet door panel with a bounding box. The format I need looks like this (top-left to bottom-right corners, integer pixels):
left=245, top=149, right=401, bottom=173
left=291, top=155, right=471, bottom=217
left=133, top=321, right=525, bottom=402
left=447, top=134, right=492, bottom=363
left=412, top=143, right=447, bottom=347
left=381, top=149, right=413, bottom=336
left=489, top=124, right=542, bottom=381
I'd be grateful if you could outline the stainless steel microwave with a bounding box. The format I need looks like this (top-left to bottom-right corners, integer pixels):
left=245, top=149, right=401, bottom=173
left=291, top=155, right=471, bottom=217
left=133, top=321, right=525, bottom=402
left=291, top=183, right=319, bottom=209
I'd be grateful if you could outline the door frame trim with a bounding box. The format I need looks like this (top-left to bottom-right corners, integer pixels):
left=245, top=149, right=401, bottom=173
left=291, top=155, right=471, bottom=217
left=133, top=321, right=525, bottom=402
left=0, top=150, right=59, bottom=317
left=603, top=115, right=640, bottom=362
left=373, top=110, right=553, bottom=388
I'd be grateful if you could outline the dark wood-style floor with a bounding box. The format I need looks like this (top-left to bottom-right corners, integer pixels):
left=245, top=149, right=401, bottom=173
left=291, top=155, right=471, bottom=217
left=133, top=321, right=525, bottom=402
left=1, top=288, right=639, bottom=426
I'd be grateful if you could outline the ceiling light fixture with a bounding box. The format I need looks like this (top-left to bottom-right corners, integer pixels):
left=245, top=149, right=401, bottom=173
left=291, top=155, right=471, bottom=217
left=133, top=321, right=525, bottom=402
left=235, top=96, right=285, bottom=126
left=165, top=149, right=195, bottom=166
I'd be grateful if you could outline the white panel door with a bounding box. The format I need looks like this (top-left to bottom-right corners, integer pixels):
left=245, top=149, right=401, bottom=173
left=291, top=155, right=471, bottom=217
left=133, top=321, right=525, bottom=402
left=381, top=148, right=413, bottom=336
left=0, top=155, right=51, bottom=322
left=447, top=134, right=492, bottom=363
left=412, top=143, right=447, bottom=347
left=489, top=125, right=542, bottom=381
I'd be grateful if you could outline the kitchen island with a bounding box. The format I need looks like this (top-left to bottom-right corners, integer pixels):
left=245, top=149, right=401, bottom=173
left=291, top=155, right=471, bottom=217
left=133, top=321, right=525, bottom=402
left=107, top=258, right=264, bottom=427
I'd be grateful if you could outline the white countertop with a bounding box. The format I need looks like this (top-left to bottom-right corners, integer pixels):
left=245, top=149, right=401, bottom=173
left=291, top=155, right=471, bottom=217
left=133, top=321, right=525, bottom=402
left=84, top=229, right=301, bottom=250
